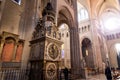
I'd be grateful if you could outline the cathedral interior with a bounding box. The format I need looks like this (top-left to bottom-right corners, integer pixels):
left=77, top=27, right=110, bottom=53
left=0, top=0, right=120, bottom=80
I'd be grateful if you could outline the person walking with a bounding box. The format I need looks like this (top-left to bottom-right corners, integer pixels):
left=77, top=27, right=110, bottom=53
left=105, top=66, right=112, bottom=80
left=63, top=67, right=69, bottom=80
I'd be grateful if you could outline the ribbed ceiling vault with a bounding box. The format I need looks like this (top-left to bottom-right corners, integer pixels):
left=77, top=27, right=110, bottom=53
left=77, top=0, right=120, bottom=18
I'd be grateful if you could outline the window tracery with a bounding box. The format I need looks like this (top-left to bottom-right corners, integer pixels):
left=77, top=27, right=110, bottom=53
left=78, top=8, right=89, bottom=22
left=77, top=2, right=89, bottom=22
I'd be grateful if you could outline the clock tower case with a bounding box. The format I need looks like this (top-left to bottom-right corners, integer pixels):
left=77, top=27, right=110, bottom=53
left=28, top=2, right=63, bottom=80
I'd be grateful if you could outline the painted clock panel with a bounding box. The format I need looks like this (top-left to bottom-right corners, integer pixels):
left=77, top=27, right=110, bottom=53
left=46, top=63, right=57, bottom=79
left=48, top=44, right=59, bottom=60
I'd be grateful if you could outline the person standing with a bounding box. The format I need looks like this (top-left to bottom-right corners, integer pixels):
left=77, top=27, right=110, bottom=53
left=63, top=67, right=69, bottom=80
left=105, top=66, right=112, bottom=80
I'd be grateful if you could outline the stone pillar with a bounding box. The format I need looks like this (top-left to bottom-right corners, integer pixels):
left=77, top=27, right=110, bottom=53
left=20, top=0, right=37, bottom=68
left=70, top=27, right=83, bottom=78
left=81, top=68, right=88, bottom=79
left=90, top=19, right=103, bottom=70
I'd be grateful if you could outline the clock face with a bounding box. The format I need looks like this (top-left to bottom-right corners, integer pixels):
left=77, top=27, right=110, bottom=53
left=46, top=63, right=57, bottom=79
left=48, top=44, right=59, bottom=60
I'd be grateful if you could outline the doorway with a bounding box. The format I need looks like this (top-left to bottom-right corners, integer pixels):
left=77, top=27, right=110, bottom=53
left=81, top=38, right=94, bottom=68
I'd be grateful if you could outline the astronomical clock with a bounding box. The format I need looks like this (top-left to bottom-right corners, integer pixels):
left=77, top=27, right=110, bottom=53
left=48, top=44, right=59, bottom=60
left=29, top=2, right=63, bottom=80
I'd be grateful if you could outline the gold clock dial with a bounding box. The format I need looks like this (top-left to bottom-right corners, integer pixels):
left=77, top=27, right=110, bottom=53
left=46, top=63, right=57, bottom=79
left=48, top=44, right=59, bottom=59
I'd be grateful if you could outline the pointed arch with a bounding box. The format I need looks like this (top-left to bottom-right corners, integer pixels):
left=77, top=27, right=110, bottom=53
left=57, top=6, right=74, bottom=28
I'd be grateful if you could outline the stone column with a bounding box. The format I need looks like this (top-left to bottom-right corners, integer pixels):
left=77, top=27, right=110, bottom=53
left=20, top=0, right=37, bottom=68
left=70, top=27, right=83, bottom=78
left=90, top=19, right=103, bottom=70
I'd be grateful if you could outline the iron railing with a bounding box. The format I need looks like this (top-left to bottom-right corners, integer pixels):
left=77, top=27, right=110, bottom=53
left=0, top=69, right=28, bottom=80
left=0, top=69, right=77, bottom=80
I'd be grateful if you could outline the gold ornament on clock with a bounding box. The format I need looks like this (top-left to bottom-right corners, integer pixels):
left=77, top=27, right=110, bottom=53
left=48, top=44, right=59, bottom=59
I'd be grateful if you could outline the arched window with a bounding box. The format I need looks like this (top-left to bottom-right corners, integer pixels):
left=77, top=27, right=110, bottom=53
left=66, top=32, right=69, bottom=37
left=77, top=2, right=89, bottom=22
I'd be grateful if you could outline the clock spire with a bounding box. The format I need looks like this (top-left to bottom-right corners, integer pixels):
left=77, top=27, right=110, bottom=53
left=28, top=2, right=63, bottom=80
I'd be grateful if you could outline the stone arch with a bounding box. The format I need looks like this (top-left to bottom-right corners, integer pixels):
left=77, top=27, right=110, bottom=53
left=41, top=0, right=56, bottom=11
left=57, top=6, right=74, bottom=28
left=108, top=41, right=120, bottom=68
left=81, top=38, right=94, bottom=68
left=80, top=36, right=91, bottom=45
left=88, top=0, right=101, bottom=18
left=5, top=37, right=16, bottom=42
left=99, top=7, right=120, bottom=31
left=115, top=43, right=120, bottom=68
left=89, top=0, right=120, bottom=18
left=98, top=6, right=119, bottom=17
left=57, top=5, right=81, bottom=76
left=59, top=23, right=71, bottom=69
left=95, top=0, right=105, bottom=17
left=65, top=0, right=73, bottom=6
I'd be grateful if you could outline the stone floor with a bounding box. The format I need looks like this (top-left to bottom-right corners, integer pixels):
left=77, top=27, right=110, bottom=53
left=77, top=74, right=106, bottom=80
left=61, top=73, right=107, bottom=80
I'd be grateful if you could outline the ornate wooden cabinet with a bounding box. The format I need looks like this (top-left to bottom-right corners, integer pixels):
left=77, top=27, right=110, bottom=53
left=29, top=2, right=63, bottom=80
